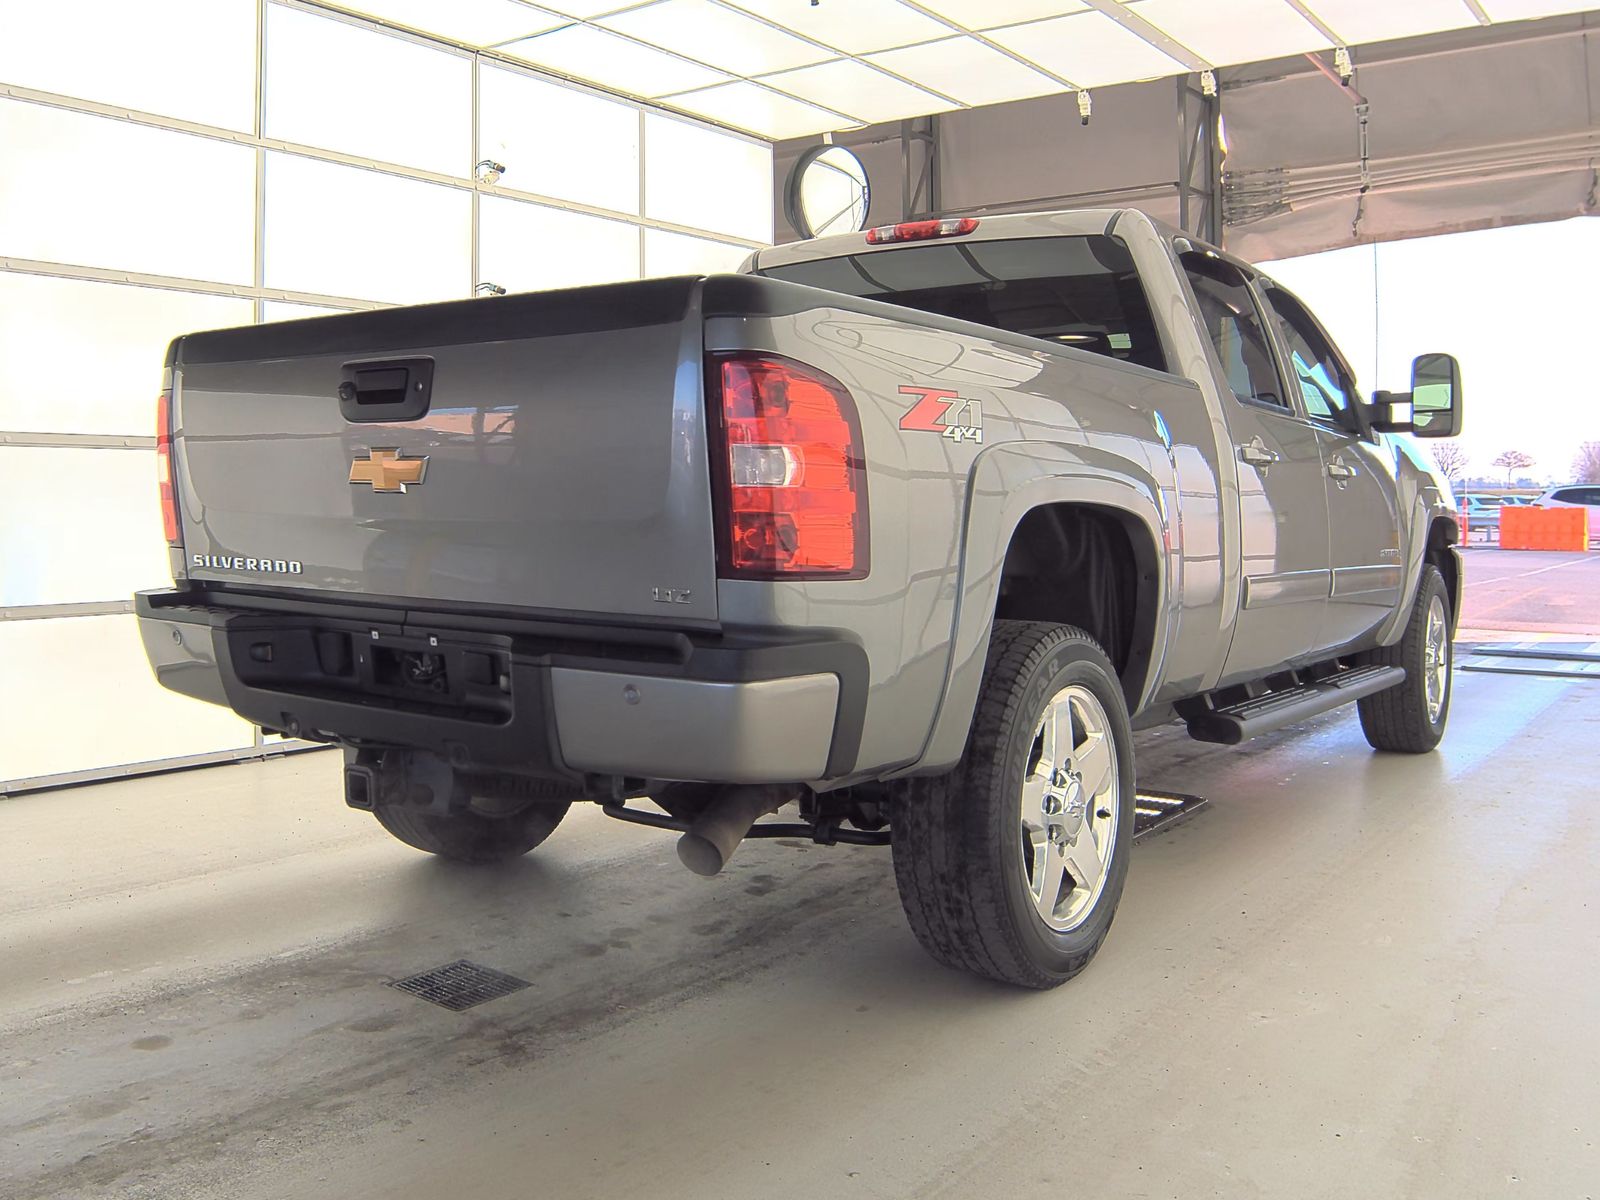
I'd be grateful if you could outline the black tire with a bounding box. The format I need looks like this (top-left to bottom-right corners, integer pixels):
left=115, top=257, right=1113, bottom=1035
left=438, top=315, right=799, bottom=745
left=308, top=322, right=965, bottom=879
left=1357, top=563, right=1453, bottom=753
left=890, top=621, right=1136, bottom=989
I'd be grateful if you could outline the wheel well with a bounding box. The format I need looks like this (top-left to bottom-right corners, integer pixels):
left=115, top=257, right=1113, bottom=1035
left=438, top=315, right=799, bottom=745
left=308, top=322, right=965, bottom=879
left=992, top=504, right=1161, bottom=713
left=1426, top=515, right=1461, bottom=631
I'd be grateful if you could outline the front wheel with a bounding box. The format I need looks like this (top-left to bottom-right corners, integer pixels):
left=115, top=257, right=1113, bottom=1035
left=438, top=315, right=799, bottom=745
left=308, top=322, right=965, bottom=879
left=1357, top=563, right=1453, bottom=753
left=890, top=621, right=1136, bottom=989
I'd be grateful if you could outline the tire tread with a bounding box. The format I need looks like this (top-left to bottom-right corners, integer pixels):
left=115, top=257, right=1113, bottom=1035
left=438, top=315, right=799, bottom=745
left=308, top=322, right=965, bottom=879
left=891, top=621, right=1126, bottom=989
left=1357, top=564, right=1450, bottom=753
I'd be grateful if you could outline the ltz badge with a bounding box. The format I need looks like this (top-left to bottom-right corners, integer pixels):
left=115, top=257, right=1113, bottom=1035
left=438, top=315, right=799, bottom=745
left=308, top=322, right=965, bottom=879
left=897, top=386, right=983, bottom=444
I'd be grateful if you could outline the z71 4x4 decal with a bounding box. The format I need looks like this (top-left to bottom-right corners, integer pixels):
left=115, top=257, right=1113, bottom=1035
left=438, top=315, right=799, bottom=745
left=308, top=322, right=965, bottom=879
left=898, top=385, right=983, bottom=444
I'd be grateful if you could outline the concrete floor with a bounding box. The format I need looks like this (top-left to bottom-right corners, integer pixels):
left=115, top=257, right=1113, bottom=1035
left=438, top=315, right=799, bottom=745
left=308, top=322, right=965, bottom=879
left=4, top=669, right=1598, bottom=1199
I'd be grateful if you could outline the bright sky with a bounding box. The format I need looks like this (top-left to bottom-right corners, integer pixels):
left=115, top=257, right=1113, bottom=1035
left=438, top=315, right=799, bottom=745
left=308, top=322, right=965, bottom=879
left=1259, top=216, right=1600, bottom=486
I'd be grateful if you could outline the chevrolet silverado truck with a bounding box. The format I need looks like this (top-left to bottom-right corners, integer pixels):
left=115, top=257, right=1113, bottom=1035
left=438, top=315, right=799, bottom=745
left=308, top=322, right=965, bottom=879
left=137, top=209, right=1464, bottom=989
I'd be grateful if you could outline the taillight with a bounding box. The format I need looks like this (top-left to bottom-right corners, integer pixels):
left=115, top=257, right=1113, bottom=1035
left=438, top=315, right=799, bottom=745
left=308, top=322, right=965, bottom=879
left=708, top=353, right=868, bottom=579
left=156, top=392, right=180, bottom=546
left=864, top=217, right=978, bottom=245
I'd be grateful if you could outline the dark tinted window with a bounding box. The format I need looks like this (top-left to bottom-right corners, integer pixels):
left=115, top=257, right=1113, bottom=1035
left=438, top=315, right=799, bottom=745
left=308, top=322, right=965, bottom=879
left=760, top=235, right=1168, bottom=373
left=1262, top=284, right=1359, bottom=422
left=1180, top=252, right=1282, bottom=408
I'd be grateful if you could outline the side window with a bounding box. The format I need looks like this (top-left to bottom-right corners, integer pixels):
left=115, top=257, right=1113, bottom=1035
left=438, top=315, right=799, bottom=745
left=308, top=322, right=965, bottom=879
left=1262, top=285, right=1359, bottom=423
left=1179, top=252, right=1283, bottom=408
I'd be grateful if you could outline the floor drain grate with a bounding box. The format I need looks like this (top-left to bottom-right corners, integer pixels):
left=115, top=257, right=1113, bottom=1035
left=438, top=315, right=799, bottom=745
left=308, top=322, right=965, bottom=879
left=389, top=960, right=531, bottom=1011
left=1133, top=790, right=1208, bottom=841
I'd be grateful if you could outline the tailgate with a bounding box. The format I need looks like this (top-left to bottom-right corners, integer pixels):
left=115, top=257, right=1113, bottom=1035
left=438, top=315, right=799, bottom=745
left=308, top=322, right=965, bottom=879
left=171, top=277, right=719, bottom=625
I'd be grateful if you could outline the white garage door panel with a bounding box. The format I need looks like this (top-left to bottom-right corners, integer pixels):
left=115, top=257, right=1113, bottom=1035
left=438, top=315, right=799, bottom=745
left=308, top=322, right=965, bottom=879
left=643, top=230, right=751, bottom=277
left=643, top=115, right=773, bottom=243
left=265, top=4, right=471, bottom=177
left=479, top=66, right=641, bottom=215
left=0, top=275, right=252, bottom=437
left=263, top=154, right=471, bottom=304
left=0, top=100, right=255, bottom=285
left=478, top=196, right=642, bottom=293
left=0, top=615, right=255, bottom=786
left=0, top=449, right=169, bottom=608
left=0, top=0, right=257, bottom=131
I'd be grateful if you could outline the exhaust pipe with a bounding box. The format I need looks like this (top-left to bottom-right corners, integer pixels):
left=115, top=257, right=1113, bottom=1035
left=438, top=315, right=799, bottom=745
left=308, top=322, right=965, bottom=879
left=676, top=784, right=797, bottom=877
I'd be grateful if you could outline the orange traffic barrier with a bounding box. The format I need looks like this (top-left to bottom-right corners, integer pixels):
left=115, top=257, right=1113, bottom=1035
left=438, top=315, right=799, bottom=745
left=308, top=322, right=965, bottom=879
left=1499, top=505, right=1590, bottom=551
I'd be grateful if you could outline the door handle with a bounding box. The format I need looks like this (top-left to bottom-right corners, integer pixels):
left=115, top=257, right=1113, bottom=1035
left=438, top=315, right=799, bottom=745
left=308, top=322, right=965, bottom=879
left=1238, top=438, right=1279, bottom=468
left=1326, top=458, right=1357, bottom=481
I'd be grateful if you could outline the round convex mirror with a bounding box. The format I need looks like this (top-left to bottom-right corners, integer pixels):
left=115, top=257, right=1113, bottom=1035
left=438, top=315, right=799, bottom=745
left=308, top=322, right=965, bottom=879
left=787, top=144, right=871, bottom=239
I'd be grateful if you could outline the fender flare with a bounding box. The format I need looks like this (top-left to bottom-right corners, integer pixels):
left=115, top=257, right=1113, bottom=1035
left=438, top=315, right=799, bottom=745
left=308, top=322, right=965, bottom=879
left=1375, top=487, right=1458, bottom=647
left=892, top=441, right=1173, bottom=777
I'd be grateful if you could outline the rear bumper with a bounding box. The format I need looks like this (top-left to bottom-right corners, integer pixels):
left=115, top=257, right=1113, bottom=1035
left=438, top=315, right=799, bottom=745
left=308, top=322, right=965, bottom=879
left=135, top=588, right=866, bottom=784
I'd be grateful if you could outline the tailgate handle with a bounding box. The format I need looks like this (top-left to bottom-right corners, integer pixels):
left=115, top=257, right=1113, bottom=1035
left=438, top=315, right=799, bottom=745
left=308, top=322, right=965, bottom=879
left=338, top=357, right=434, bottom=423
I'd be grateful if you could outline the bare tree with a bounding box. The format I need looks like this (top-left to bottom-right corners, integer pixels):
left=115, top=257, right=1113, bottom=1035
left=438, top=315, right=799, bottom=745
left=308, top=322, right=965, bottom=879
left=1491, top=449, right=1535, bottom=486
left=1574, top=441, right=1600, bottom=485
left=1430, top=441, right=1470, bottom=482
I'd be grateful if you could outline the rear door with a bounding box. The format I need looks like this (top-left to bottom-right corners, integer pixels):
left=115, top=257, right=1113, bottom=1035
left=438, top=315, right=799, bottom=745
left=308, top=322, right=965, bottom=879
left=1179, top=253, right=1330, bottom=680
left=1259, top=283, right=1402, bottom=651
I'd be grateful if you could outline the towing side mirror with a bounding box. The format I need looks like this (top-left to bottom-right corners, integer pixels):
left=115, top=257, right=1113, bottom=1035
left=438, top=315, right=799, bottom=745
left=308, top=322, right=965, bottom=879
left=1368, top=353, right=1462, bottom=437
left=1408, top=352, right=1462, bottom=438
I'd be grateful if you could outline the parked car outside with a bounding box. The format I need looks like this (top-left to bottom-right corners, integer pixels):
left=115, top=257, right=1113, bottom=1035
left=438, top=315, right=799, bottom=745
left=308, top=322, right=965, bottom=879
left=1459, top=493, right=1506, bottom=538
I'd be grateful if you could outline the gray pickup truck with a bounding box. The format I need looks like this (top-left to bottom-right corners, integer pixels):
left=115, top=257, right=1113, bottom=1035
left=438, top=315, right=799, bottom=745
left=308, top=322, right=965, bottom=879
left=137, top=209, right=1463, bottom=988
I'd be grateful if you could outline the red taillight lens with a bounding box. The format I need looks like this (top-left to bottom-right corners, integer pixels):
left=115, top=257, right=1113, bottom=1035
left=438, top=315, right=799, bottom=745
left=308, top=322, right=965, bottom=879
left=156, top=392, right=180, bottom=546
left=864, top=217, right=978, bottom=245
left=708, top=354, right=868, bottom=579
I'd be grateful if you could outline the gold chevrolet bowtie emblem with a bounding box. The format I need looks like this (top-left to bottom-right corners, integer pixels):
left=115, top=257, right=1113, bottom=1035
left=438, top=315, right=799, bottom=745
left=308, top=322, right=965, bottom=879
left=349, top=448, right=428, bottom=493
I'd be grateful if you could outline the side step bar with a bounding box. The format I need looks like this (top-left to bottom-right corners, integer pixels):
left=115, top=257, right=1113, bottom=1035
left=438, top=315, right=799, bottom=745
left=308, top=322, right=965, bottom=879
left=1178, top=664, right=1405, bottom=746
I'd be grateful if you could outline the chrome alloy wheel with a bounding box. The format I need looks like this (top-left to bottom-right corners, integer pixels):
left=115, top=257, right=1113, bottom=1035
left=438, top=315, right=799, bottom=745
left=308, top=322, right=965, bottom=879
left=1424, top=593, right=1450, bottom=723
left=1019, top=684, right=1120, bottom=932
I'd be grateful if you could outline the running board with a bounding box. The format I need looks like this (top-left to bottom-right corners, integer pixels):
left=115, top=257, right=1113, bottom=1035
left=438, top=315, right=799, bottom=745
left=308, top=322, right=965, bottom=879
left=1178, top=664, right=1406, bottom=746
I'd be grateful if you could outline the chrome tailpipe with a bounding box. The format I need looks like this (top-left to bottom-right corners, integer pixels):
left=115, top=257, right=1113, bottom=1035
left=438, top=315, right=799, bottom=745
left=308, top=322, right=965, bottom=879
left=676, top=784, right=799, bottom=877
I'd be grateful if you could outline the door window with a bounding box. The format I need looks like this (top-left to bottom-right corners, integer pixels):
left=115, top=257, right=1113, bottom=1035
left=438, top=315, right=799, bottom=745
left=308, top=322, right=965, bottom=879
left=1262, top=285, right=1359, bottom=423
left=1179, top=253, right=1282, bottom=408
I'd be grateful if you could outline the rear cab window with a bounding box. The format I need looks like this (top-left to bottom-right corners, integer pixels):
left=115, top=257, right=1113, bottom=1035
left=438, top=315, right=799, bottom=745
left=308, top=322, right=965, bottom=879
left=757, top=234, right=1169, bottom=374
left=1178, top=251, right=1284, bottom=409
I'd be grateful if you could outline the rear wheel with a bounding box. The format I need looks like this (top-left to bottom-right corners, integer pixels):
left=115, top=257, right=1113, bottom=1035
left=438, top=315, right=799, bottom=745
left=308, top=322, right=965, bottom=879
left=1357, top=563, right=1453, bottom=753
left=890, top=621, right=1135, bottom=989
